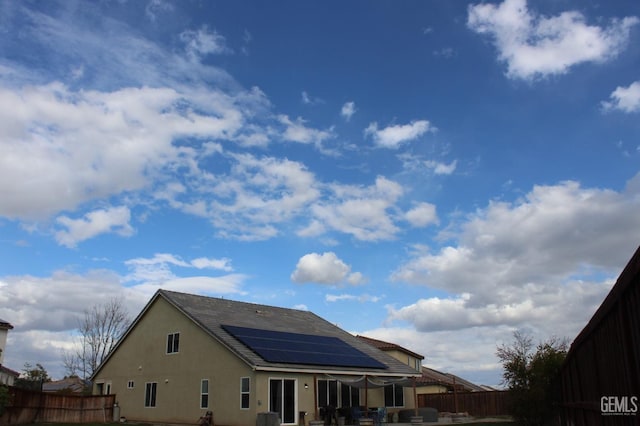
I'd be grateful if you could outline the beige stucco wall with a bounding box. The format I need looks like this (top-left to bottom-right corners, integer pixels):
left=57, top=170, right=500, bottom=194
left=93, top=297, right=257, bottom=425
left=416, top=384, right=450, bottom=394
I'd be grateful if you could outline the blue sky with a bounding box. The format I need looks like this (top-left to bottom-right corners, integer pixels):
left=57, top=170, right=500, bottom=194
left=1, top=0, right=639, bottom=386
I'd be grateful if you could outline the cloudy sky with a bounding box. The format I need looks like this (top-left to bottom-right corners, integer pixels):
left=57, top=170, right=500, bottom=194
left=1, top=0, right=639, bottom=386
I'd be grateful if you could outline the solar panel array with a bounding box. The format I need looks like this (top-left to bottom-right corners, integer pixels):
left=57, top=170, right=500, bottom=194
left=222, top=325, right=388, bottom=369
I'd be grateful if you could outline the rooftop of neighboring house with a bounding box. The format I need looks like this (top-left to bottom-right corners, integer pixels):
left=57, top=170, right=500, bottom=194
left=356, top=335, right=425, bottom=360
left=417, top=366, right=486, bottom=392
left=0, top=365, right=20, bottom=378
left=42, top=376, right=91, bottom=393
left=0, top=318, right=13, bottom=330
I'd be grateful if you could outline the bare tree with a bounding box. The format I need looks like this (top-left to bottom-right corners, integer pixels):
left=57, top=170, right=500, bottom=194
left=64, top=297, right=131, bottom=380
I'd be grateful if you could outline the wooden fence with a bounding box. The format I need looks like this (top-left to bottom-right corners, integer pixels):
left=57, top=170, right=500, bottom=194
left=418, top=390, right=509, bottom=417
left=0, top=387, right=115, bottom=424
left=559, top=246, right=640, bottom=426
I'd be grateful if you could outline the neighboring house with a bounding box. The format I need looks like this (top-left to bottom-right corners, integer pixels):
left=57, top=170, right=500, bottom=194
left=0, top=365, right=19, bottom=386
left=0, top=318, right=13, bottom=365
left=0, top=318, right=18, bottom=386
left=416, top=367, right=486, bottom=394
left=43, top=376, right=91, bottom=393
left=91, top=290, right=422, bottom=426
left=356, top=336, right=485, bottom=395
left=356, top=336, right=424, bottom=372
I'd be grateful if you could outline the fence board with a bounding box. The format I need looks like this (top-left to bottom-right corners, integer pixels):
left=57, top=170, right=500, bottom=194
left=0, top=387, right=115, bottom=424
left=418, top=390, right=509, bottom=417
left=559, top=246, right=640, bottom=426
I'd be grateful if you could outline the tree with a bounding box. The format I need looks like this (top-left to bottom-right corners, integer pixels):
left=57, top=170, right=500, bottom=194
left=496, top=331, right=568, bottom=426
left=64, top=297, right=131, bottom=380
left=14, top=362, right=51, bottom=390
left=0, top=384, right=10, bottom=417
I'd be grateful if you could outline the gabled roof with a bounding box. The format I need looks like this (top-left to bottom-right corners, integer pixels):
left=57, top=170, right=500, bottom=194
left=417, top=366, right=485, bottom=392
left=94, top=290, right=421, bottom=379
left=0, top=318, right=13, bottom=330
left=356, top=335, right=424, bottom=360
left=42, top=377, right=91, bottom=393
left=0, top=365, right=20, bottom=378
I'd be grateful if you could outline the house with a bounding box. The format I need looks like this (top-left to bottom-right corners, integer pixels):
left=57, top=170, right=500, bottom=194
left=356, top=336, right=424, bottom=372
left=0, top=318, right=13, bottom=365
left=91, top=290, right=422, bottom=425
left=356, top=336, right=485, bottom=395
left=0, top=365, right=19, bottom=386
left=43, top=376, right=91, bottom=394
left=0, top=318, right=18, bottom=386
left=415, top=367, right=486, bottom=394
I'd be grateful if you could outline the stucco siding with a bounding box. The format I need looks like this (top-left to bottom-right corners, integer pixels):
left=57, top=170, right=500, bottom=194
left=93, top=296, right=256, bottom=425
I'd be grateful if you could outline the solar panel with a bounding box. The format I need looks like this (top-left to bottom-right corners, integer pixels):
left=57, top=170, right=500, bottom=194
left=222, top=325, right=388, bottom=369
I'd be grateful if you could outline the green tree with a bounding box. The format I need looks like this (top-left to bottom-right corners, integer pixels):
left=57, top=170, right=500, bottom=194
left=0, top=384, right=10, bottom=417
left=496, top=331, right=568, bottom=426
left=14, top=362, right=51, bottom=391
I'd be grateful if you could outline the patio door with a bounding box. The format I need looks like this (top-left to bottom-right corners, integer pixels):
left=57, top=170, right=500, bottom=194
left=269, top=378, right=296, bottom=424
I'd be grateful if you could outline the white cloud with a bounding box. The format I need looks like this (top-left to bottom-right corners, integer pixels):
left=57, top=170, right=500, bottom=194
left=291, top=252, right=366, bottom=285
left=180, top=26, right=232, bottom=61
left=364, top=120, right=433, bottom=148
left=0, top=83, right=246, bottom=220
left=278, top=115, right=335, bottom=148
left=125, top=253, right=233, bottom=283
left=389, top=176, right=640, bottom=348
left=190, top=257, right=233, bottom=271
left=602, top=81, right=640, bottom=113
left=55, top=206, right=134, bottom=248
left=145, top=0, right=173, bottom=22
left=393, top=178, right=640, bottom=299
left=209, top=153, right=321, bottom=240
left=311, top=176, right=404, bottom=241
left=425, top=159, right=457, bottom=175
left=301, top=91, right=323, bottom=105
left=326, top=293, right=380, bottom=303
left=467, top=0, right=639, bottom=80
left=341, top=101, right=356, bottom=121
left=405, top=202, right=439, bottom=228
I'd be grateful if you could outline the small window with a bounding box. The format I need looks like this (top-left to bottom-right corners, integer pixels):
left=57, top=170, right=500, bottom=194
left=127, top=380, right=135, bottom=389
left=167, top=332, right=180, bottom=354
left=145, top=382, right=157, bottom=407
left=240, top=377, right=250, bottom=409
left=201, top=379, right=209, bottom=409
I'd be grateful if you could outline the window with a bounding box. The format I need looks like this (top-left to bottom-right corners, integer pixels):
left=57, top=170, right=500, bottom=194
left=384, top=384, right=404, bottom=408
left=340, top=383, right=360, bottom=408
left=318, top=379, right=338, bottom=408
left=318, top=380, right=359, bottom=408
left=127, top=380, right=135, bottom=389
left=167, top=332, right=180, bottom=354
left=201, top=379, right=209, bottom=409
left=269, top=379, right=296, bottom=424
left=145, top=382, right=157, bottom=407
left=414, top=359, right=421, bottom=371
left=240, top=377, right=250, bottom=409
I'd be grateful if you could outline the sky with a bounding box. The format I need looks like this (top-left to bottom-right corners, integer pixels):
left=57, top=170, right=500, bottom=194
left=1, top=0, right=639, bottom=387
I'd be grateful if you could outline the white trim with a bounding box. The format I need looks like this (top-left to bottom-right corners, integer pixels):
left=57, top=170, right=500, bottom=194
left=255, top=365, right=420, bottom=377
left=268, top=377, right=298, bottom=426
